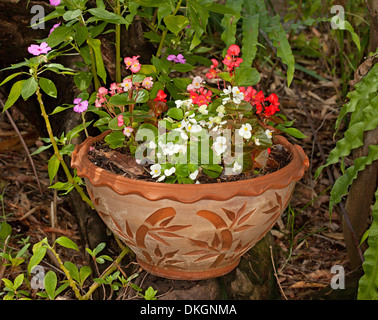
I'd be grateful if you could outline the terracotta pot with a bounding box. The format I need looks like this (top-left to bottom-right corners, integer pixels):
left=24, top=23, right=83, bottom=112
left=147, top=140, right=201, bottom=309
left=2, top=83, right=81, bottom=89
left=71, top=131, right=309, bottom=280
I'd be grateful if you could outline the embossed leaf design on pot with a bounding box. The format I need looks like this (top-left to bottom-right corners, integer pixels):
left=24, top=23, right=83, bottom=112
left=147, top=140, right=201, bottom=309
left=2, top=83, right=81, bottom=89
left=135, top=207, right=191, bottom=249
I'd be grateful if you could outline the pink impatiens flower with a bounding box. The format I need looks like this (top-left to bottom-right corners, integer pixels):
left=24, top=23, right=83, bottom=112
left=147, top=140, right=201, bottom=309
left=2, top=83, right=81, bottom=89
left=167, top=54, right=186, bottom=64
left=49, top=23, right=61, bottom=35
left=73, top=98, right=88, bottom=113
left=49, top=0, right=61, bottom=5
left=28, top=42, right=51, bottom=56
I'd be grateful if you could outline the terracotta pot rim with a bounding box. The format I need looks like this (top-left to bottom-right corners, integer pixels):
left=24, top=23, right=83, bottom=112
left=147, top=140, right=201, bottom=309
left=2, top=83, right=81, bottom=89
left=71, top=130, right=309, bottom=203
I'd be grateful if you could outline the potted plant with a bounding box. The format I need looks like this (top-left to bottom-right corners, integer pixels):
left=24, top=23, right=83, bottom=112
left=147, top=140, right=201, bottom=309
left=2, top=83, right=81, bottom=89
left=1, top=0, right=308, bottom=281
left=70, top=45, right=309, bottom=280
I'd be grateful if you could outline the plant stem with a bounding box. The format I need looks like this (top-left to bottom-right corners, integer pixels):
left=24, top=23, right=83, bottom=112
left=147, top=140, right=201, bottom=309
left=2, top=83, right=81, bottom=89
left=89, top=44, right=101, bottom=91
left=156, top=0, right=182, bottom=57
left=81, top=245, right=131, bottom=300
left=115, top=0, right=122, bottom=84
left=81, top=112, right=89, bottom=138
left=35, top=85, right=94, bottom=210
left=49, top=244, right=83, bottom=300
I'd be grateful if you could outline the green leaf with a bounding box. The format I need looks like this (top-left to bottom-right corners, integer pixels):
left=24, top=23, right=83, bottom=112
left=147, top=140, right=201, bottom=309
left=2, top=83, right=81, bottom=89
left=13, top=274, right=24, bottom=290
left=330, top=145, right=378, bottom=213
left=44, top=271, right=57, bottom=300
left=50, top=105, right=72, bottom=115
left=0, top=222, right=12, bottom=240
left=64, top=261, right=80, bottom=283
left=104, top=130, right=126, bottom=149
left=335, top=64, right=378, bottom=131
left=163, top=15, right=189, bottom=35
left=268, top=16, right=295, bottom=87
left=55, top=236, right=79, bottom=251
left=39, top=77, right=57, bottom=98
left=315, top=93, right=378, bottom=179
left=206, top=2, right=239, bottom=15
left=28, top=246, right=47, bottom=274
left=63, top=9, right=82, bottom=21
left=109, top=93, right=134, bottom=106
left=31, top=144, right=53, bottom=156
left=66, top=120, right=94, bottom=140
left=21, top=77, right=37, bottom=100
left=0, top=72, right=23, bottom=87
left=234, top=67, right=260, bottom=87
left=79, top=266, right=92, bottom=286
left=275, top=125, right=308, bottom=139
left=173, top=63, right=194, bottom=73
left=167, top=108, right=183, bottom=121
left=135, top=89, right=149, bottom=103
left=220, top=0, right=243, bottom=50
left=48, top=155, right=60, bottom=184
left=87, top=38, right=107, bottom=83
left=88, top=8, right=127, bottom=24
left=241, top=13, right=259, bottom=67
left=47, top=26, right=74, bottom=48
left=93, top=242, right=106, bottom=256
left=74, top=72, right=93, bottom=91
left=201, top=164, right=223, bottom=178
left=144, top=286, right=158, bottom=300
left=358, top=190, right=378, bottom=300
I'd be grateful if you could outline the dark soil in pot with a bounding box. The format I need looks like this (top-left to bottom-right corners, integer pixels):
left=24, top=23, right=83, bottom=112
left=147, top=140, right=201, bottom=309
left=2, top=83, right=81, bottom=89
left=87, top=137, right=292, bottom=184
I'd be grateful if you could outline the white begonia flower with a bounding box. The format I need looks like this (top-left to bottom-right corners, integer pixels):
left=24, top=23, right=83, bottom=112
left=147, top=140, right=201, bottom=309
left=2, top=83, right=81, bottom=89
left=164, top=167, right=176, bottom=177
left=222, top=86, right=232, bottom=95
left=213, top=136, right=228, bottom=156
left=238, top=123, right=252, bottom=139
left=254, top=138, right=260, bottom=146
left=186, top=123, right=202, bottom=133
left=192, top=76, right=204, bottom=89
left=189, top=169, right=199, bottom=180
left=265, top=129, right=273, bottom=139
left=198, top=104, right=208, bottom=115
left=232, top=162, right=242, bottom=173
left=216, top=105, right=225, bottom=114
left=150, top=164, right=162, bottom=178
left=149, top=141, right=157, bottom=149
left=232, top=86, right=244, bottom=105
left=222, top=96, right=231, bottom=105
left=175, top=100, right=184, bottom=108
left=157, top=175, right=166, bottom=182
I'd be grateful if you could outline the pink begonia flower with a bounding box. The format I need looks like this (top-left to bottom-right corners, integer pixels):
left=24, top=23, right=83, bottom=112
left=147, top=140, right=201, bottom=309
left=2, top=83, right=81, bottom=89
left=117, top=115, right=124, bottom=127
left=121, top=78, right=132, bottom=92
left=49, top=0, right=61, bottom=6
left=98, top=87, right=108, bottom=96
left=124, top=55, right=140, bottom=70
left=95, top=99, right=102, bottom=108
left=130, top=61, right=141, bottom=73
left=73, top=98, right=88, bottom=113
left=49, top=23, right=61, bottom=35
left=28, top=42, right=51, bottom=56
left=142, top=77, right=153, bottom=90
left=123, top=126, right=134, bottom=137
left=167, top=54, right=186, bottom=64
left=110, top=83, right=119, bottom=96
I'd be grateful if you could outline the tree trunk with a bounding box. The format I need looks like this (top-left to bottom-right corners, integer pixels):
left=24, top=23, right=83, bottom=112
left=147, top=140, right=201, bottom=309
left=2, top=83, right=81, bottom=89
left=342, top=1, right=378, bottom=270
left=343, top=128, right=378, bottom=270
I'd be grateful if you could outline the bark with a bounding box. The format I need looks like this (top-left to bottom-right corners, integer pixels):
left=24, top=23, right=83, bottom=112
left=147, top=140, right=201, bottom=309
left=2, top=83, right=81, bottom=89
left=342, top=1, right=378, bottom=271
left=343, top=128, right=378, bottom=270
